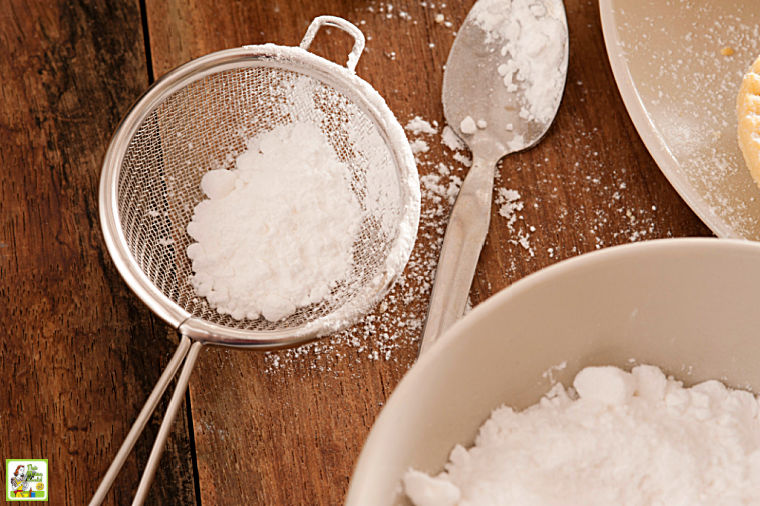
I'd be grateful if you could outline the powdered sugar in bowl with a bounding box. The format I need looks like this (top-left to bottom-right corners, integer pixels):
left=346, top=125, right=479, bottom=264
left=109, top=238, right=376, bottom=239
left=347, top=238, right=760, bottom=505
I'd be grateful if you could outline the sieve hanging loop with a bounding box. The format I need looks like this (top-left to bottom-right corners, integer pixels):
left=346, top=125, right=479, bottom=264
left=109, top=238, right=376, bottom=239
left=299, top=15, right=366, bottom=72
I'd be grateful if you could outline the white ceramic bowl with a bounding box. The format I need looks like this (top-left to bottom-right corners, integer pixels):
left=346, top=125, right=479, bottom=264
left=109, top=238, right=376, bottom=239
left=347, top=238, right=760, bottom=505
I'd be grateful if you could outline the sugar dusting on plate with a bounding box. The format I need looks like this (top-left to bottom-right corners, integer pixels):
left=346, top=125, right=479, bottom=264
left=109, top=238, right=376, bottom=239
left=610, top=0, right=760, bottom=238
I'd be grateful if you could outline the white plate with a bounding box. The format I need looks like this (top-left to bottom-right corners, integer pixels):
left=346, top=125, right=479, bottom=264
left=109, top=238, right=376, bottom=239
left=600, top=0, right=760, bottom=238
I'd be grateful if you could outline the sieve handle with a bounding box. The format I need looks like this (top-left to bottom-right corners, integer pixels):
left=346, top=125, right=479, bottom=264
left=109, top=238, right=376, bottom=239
left=89, top=335, right=201, bottom=506
left=300, top=16, right=366, bottom=72
left=132, top=339, right=203, bottom=505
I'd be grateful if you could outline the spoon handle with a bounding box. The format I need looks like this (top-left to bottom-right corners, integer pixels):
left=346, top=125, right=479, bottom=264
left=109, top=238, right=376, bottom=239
left=419, top=153, right=496, bottom=356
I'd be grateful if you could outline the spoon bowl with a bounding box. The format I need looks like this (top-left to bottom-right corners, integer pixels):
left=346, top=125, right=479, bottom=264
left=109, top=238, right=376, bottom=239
left=443, top=0, right=568, bottom=152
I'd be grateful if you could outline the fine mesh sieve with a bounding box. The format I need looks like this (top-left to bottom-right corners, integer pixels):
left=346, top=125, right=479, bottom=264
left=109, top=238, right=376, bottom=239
left=91, top=17, right=419, bottom=505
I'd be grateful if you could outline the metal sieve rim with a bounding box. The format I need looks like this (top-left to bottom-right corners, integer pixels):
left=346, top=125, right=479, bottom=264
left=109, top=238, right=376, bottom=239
left=99, top=44, right=420, bottom=349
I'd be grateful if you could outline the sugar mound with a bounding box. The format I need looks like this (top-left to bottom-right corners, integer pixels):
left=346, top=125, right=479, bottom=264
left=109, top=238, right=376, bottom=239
left=186, top=121, right=362, bottom=322
left=404, top=364, right=760, bottom=505
left=573, top=365, right=635, bottom=405
left=474, top=0, right=566, bottom=124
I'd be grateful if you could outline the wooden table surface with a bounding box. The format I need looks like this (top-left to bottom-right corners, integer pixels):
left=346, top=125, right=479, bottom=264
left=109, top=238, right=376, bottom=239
left=1, top=0, right=714, bottom=504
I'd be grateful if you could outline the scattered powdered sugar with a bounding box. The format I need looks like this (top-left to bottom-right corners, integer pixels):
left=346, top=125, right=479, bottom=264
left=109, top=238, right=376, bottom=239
left=410, top=139, right=430, bottom=154
left=495, top=187, right=523, bottom=225
left=404, top=364, right=760, bottom=505
left=493, top=186, right=535, bottom=256
left=452, top=151, right=472, bottom=167
left=406, top=116, right=439, bottom=136
left=473, top=0, right=567, bottom=124
left=407, top=118, right=439, bottom=154
left=354, top=1, right=459, bottom=39
left=441, top=125, right=465, bottom=151
left=186, top=122, right=361, bottom=321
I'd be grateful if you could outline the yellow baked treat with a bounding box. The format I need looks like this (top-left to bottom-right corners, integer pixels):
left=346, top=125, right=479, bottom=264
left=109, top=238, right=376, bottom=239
left=738, top=55, right=760, bottom=187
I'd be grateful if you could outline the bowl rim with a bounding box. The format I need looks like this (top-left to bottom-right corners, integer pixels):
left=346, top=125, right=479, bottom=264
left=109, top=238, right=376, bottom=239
left=419, top=238, right=760, bottom=366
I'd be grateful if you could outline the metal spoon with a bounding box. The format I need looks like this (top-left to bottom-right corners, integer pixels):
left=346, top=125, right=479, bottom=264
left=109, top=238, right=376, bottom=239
left=420, top=0, right=568, bottom=355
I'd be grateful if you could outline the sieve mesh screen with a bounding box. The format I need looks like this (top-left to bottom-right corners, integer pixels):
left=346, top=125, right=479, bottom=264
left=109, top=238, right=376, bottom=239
left=116, top=63, right=405, bottom=332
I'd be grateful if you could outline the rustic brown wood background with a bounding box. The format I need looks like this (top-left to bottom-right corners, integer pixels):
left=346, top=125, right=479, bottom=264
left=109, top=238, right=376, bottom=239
left=0, top=0, right=713, bottom=504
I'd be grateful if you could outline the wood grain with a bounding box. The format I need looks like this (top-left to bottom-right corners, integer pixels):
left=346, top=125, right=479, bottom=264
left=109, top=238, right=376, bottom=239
left=0, top=1, right=196, bottom=504
left=144, top=0, right=712, bottom=505
left=0, top=0, right=716, bottom=505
